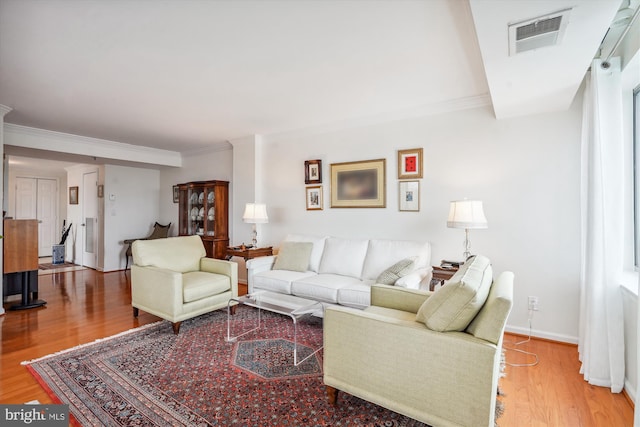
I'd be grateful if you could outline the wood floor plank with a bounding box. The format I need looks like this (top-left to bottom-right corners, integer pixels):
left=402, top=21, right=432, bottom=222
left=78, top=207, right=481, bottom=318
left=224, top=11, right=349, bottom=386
left=0, top=269, right=634, bottom=426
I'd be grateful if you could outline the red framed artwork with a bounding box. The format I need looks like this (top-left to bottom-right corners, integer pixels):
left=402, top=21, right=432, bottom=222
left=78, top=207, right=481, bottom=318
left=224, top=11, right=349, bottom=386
left=397, top=148, right=423, bottom=179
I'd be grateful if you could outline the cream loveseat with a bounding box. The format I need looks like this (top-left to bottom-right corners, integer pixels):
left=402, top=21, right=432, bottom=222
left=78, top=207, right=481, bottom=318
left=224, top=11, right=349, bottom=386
left=323, top=255, right=513, bottom=427
left=247, top=234, right=431, bottom=310
left=131, top=235, right=238, bottom=334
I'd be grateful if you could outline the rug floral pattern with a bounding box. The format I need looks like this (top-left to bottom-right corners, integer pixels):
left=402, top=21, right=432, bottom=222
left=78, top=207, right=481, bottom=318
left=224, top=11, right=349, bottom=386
left=26, top=307, right=427, bottom=426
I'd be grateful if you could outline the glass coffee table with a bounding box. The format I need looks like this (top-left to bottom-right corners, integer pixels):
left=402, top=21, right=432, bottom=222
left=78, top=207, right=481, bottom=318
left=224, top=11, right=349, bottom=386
left=226, top=291, right=324, bottom=366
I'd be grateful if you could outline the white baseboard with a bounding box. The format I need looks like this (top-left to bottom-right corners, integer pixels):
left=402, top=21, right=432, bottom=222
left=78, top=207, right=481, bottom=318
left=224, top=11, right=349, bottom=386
left=624, top=378, right=637, bottom=404
left=505, top=325, right=578, bottom=345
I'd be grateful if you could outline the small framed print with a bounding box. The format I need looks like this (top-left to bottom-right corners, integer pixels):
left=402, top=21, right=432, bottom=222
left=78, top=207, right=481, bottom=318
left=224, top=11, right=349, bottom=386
left=173, top=185, right=179, bottom=203
left=398, top=148, right=423, bottom=179
left=97, top=185, right=104, bottom=198
left=69, top=186, right=79, bottom=205
left=305, top=160, right=322, bottom=184
left=399, top=181, right=419, bottom=211
left=331, top=158, right=386, bottom=208
left=306, top=186, right=323, bottom=210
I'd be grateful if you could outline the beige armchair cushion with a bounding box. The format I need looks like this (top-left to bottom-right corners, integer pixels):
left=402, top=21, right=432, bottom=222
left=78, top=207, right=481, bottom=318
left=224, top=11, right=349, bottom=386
left=133, top=235, right=204, bottom=273
left=182, top=271, right=231, bottom=303
left=416, top=255, right=492, bottom=332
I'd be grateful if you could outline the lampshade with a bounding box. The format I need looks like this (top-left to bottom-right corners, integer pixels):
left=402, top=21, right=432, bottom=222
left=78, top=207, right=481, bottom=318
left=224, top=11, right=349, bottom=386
left=242, top=203, right=269, bottom=224
left=447, top=200, right=488, bottom=229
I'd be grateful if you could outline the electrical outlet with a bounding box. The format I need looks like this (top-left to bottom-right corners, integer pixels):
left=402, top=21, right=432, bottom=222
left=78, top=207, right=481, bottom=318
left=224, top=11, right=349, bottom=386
left=528, top=296, right=539, bottom=311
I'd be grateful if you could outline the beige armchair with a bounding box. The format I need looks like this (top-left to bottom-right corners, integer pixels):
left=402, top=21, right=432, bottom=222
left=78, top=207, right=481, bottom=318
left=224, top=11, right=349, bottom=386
left=323, top=256, right=513, bottom=427
left=131, top=235, right=238, bottom=334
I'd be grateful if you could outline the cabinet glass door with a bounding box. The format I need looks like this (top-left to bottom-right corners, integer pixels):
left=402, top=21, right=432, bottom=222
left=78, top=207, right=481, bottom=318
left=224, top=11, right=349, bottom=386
left=205, top=188, right=215, bottom=236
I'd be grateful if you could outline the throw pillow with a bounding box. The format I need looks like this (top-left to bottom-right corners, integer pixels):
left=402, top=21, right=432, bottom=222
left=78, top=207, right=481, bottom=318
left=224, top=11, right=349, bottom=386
left=272, top=241, right=313, bottom=272
left=415, top=255, right=493, bottom=332
left=376, top=258, right=416, bottom=285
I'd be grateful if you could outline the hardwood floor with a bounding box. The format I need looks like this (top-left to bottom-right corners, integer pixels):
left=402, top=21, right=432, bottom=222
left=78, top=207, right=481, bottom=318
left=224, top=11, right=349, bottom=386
left=1, top=269, right=634, bottom=426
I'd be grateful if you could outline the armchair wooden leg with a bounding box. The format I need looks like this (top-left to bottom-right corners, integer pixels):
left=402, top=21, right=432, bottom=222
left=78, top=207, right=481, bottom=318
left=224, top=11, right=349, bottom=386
left=133, top=307, right=139, bottom=317
left=172, top=321, right=182, bottom=334
left=230, top=305, right=237, bottom=315
left=326, top=386, right=338, bottom=405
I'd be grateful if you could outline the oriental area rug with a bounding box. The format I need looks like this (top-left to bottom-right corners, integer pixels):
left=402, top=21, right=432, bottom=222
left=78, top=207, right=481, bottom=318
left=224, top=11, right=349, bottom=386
left=23, top=307, right=430, bottom=426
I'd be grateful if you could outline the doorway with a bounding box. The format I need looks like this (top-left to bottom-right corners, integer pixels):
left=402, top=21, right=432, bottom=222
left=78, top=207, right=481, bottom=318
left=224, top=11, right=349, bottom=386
left=15, top=177, right=59, bottom=257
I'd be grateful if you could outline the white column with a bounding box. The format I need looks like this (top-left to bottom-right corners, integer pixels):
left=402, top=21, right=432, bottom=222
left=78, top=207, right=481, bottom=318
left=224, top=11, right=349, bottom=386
left=0, top=105, right=13, bottom=316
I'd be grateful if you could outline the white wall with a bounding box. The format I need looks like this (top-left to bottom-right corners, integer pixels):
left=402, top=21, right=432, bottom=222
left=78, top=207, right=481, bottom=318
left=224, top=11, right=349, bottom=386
left=259, top=101, right=583, bottom=342
left=159, top=147, right=233, bottom=236
left=103, top=164, right=161, bottom=271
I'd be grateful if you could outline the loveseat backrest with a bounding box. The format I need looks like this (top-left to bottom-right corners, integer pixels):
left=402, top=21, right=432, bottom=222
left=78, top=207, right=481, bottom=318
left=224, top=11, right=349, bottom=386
left=132, top=235, right=205, bottom=273
left=318, top=237, right=369, bottom=278
left=465, top=271, right=514, bottom=345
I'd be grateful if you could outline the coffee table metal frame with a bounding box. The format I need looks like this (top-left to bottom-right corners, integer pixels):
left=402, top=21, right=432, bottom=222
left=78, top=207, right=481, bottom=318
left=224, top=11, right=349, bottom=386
left=226, top=291, right=323, bottom=366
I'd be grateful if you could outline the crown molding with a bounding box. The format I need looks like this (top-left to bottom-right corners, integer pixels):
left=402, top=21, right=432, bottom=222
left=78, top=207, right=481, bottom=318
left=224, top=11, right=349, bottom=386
left=181, top=140, right=233, bottom=157
left=0, top=105, right=12, bottom=117
left=262, top=94, right=492, bottom=143
left=3, top=123, right=182, bottom=167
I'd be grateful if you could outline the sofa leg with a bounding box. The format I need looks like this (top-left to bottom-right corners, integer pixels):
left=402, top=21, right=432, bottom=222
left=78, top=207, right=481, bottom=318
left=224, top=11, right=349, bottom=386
left=172, top=322, right=182, bottom=334
left=327, top=386, right=338, bottom=405
left=133, top=307, right=139, bottom=317
left=230, top=305, right=237, bottom=315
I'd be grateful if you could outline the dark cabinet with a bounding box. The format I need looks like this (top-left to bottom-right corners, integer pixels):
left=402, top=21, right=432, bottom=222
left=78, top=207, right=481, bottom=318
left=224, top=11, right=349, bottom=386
left=177, top=180, right=229, bottom=259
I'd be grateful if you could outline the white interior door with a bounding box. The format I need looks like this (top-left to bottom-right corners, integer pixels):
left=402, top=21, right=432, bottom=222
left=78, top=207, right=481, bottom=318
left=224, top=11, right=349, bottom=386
left=37, top=179, right=58, bottom=257
left=82, top=171, right=98, bottom=269
left=15, top=177, right=59, bottom=257
left=15, top=177, right=37, bottom=219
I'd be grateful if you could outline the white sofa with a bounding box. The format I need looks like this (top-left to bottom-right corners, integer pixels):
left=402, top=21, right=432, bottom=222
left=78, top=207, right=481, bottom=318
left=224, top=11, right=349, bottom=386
left=247, top=234, right=431, bottom=310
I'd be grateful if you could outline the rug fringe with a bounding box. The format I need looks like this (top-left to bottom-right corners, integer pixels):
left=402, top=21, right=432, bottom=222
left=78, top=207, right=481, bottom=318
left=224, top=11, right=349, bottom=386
left=21, top=320, right=164, bottom=365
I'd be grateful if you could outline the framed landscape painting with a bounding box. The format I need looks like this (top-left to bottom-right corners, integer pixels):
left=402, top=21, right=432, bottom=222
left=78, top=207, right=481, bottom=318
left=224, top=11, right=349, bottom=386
left=398, top=148, right=423, bottom=179
left=330, top=159, right=386, bottom=208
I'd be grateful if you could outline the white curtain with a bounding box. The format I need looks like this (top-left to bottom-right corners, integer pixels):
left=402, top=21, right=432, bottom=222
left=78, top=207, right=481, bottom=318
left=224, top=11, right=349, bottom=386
left=578, top=58, right=625, bottom=393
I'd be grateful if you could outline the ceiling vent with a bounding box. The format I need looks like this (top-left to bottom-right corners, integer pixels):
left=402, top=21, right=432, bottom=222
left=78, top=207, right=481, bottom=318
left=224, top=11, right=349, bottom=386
left=508, top=8, right=572, bottom=56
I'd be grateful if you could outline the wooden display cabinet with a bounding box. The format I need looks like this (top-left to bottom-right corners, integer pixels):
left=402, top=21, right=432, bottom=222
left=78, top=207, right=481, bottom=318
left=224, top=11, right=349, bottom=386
left=177, top=180, right=229, bottom=259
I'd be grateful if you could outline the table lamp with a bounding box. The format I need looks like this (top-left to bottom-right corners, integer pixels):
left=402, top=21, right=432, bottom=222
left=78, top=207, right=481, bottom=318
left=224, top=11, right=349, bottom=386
left=242, top=203, right=268, bottom=247
left=447, top=200, right=487, bottom=260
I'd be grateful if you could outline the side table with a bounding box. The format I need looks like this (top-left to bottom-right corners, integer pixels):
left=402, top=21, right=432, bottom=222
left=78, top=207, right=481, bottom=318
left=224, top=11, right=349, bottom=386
left=429, top=265, right=459, bottom=291
left=226, top=246, right=274, bottom=295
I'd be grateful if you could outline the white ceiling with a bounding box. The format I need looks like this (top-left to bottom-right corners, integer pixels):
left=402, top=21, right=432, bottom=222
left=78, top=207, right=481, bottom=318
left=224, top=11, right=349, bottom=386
left=0, top=0, right=622, bottom=154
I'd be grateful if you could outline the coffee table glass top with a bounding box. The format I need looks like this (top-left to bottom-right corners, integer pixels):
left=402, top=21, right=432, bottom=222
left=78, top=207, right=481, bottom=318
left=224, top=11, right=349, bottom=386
left=226, top=291, right=323, bottom=366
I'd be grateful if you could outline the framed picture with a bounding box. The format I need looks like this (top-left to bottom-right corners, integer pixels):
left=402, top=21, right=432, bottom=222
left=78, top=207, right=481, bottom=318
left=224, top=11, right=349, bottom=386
left=97, top=185, right=104, bottom=198
left=398, top=148, right=423, bottom=179
left=173, top=185, right=179, bottom=203
left=399, top=181, right=420, bottom=211
left=305, top=160, right=322, bottom=184
left=69, top=186, right=79, bottom=205
left=330, top=159, right=386, bottom=208
left=306, top=186, right=323, bottom=210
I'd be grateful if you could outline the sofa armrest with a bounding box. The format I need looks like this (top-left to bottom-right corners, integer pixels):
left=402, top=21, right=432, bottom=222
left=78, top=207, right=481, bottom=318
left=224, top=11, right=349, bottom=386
left=131, top=265, right=183, bottom=317
left=246, top=256, right=277, bottom=293
left=201, top=257, right=239, bottom=297
left=323, top=305, right=500, bottom=427
left=370, top=284, right=432, bottom=314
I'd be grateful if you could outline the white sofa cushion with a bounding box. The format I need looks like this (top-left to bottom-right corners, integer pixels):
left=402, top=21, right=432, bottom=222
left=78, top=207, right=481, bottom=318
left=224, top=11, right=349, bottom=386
left=133, top=235, right=205, bottom=273
left=337, top=283, right=373, bottom=309
left=284, top=234, right=328, bottom=272
left=361, top=239, right=431, bottom=281
left=253, top=269, right=317, bottom=295
left=319, top=237, right=369, bottom=278
left=292, top=274, right=364, bottom=303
